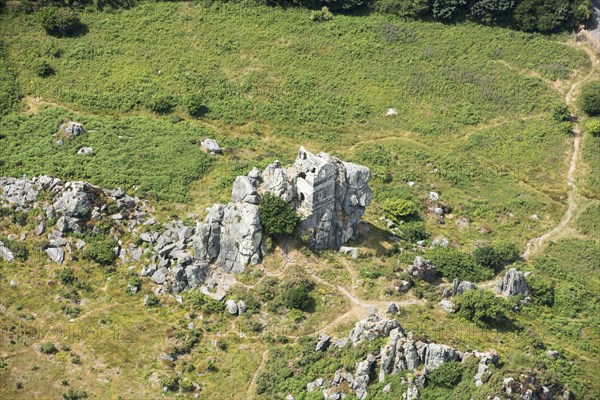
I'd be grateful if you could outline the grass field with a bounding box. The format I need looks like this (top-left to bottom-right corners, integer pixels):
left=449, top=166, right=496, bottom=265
left=0, top=2, right=598, bottom=399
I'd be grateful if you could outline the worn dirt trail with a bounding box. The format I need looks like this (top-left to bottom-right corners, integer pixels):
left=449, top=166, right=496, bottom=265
left=521, top=43, right=599, bottom=260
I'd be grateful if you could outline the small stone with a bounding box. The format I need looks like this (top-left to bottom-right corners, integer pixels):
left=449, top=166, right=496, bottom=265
left=201, top=138, right=222, bottom=154
left=439, top=299, right=456, bottom=313
left=225, top=299, right=238, bottom=315
left=386, top=108, right=398, bottom=116
left=387, top=303, right=399, bottom=315
left=429, top=192, right=439, bottom=202
left=339, top=246, right=359, bottom=259
left=77, top=147, right=93, bottom=155
left=546, top=350, right=559, bottom=360
left=9, top=280, right=17, bottom=287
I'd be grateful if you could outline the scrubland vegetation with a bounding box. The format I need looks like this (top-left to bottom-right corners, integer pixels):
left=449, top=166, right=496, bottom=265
left=0, top=1, right=598, bottom=399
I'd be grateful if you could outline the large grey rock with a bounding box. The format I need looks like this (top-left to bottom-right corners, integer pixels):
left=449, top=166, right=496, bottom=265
left=225, top=299, right=238, bottom=315
left=185, top=263, right=208, bottom=288
left=423, top=343, right=461, bottom=370
left=194, top=202, right=263, bottom=273
left=453, top=278, right=476, bottom=295
left=201, top=138, right=221, bottom=154
left=77, top=147, right=93, bottom=155
left=231, top=175, right=259, bottom=205
left=45, top=247, right=64, bottom=265
left=151, top=267, right=168, bottom=284
left=53, top=181, right=101, bottom=218
left=0, top=177, right=42, bottom=209
left=315, top=333, right=331, bottom=351
left=351, top=354, right=376, bottom=400
left=408, top=256, right=436, bottom=281
left=439, top=299, right=456, bottom=313
left=497, top=268, right=529, bottom=296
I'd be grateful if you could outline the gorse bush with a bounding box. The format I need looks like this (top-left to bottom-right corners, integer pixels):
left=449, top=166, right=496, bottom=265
left=40, top=342, right=58, bottom=354
left=85, top=236, right=117, bottom=266
left=427, top=361, right=463, bottom=387
left=259, top=193, right=300, bottom=238
left=578, top=82, right=600, bottom=116
left=425, top=247, right=493, bottom=282
left=473, top=242, right=519, bottom=273
left=188, top=290, right=225, bottom=314
left=455, top=289, right=508, bottom=326
left=38, top=7, right=82, bottom=37
left=183, top=94, right=208, bottom=117
left=381, top=198, right=419, bottom=223
left=33, top=59, right=54, bottom=77
left=146, top=94, right=176, bottom=114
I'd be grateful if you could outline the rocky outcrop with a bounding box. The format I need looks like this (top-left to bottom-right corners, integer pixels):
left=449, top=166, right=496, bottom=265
left=349, top=313, right=402, bottom=346
left=270, top=147, right=371, bottom=250
left=194, top=202, right=264, bottom=274
left=193, top=147, right=372, bottom=273
left=61, top=121, right=84, bottom=139
left=310, top=313, right=498, bottom=400
left=408, top=256, right=436, bottom=281
left=497, top=268, right=529, bottom=296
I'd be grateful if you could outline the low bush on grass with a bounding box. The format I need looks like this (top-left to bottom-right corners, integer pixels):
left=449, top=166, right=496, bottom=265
left=455, top=289, right=509, bottom=326
left=425, top=247, right=493, bottom=282
left=39, top=7, right=82, bottom=37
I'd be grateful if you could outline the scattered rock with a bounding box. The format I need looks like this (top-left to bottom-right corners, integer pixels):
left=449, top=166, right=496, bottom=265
left=546, top=350, right=559, bottom=360
left=201, top=138, right=222, bottom=155
left=61, top=121, right=84, bottom=139
left=387, top=302, right=399, bottom=315
left=439, top=299, right=456, bottom=313
left=77, top=147, right=93, bottom=155
left=408, top=256, right=436, bottom=282
left=315, top=333, right=331, bottom=351
left=386, top=108, right=398, bottom=116
left=45, top=247, right=64, bottom=265
left=339, top=246, right=359, bottom=259
left=225, top=299, right=238, bottom=315
left=0, top=240, right=15, bottom=261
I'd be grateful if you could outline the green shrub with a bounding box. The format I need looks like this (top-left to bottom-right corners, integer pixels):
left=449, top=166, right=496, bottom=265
left=62, top=389, right=88, bottom=400
left=38, top=7, right=82, bottom=37
left=146, top=94, right=176, bottom=114
left=2, top=238, right=29, bottom=261
left=310, top=6, right=334, bottom=22
left=144, top=293, right=160, bottom=307
left=160, top=375, right=179, bottom=392
left=526, top=276, right=555, bottom=307
left=552, top=104, right=570, bottom=122
left=85, top=237, right=117, bottom=266
left=40, top=342, right=58, bottom=354
left=179, top=378, right=195, bottom=392
left=425, top=247, right=493, bottom=282
left=575, top=202, right=600, bottom=235
left=473, top=242, right=519, bottom=273
left=585, top=119, right=600, bottom=137
left=128, top=275, right=141, bottom=291
left=427, top=361, right=463, bottom=387
left=282, top=284, right=312, bottom=310
left=455, top=289, right=508, bottom=326
left=59, top=268, right=78, bottom=286
left=33, top=59, right=54, bottom=77
left=183, top=94, right=208, bottom=117
left=188, top=290, right=224, bottom=314
left=578, top=82, right=600, bottom=116
left=259, top=192, right=300, bottom=238
left=382, top=198, right=419, bottom=223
